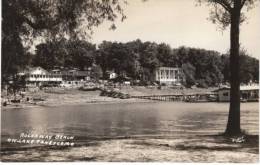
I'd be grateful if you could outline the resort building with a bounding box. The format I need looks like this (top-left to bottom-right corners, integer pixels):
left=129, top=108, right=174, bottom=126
left=22, top=67, right=92, bottom=88
left=155, top=67, right=185, bottom=85
left=25, top=67, right=62, bottom=86
left=213, top=85, right=259, bottom=102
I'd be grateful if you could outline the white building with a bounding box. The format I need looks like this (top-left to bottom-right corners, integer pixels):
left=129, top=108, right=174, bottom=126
left=25, top=67, right=62, bottom=86
left=214, top=85, right=259, bottom=102
left=106, top=71, right=117, bottom=79
left=155, top=67, right=185, bottom=85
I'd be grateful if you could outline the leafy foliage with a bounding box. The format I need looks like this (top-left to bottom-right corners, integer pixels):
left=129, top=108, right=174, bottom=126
left=2, top=0, right=126, bottom=87
left=182, top=63, right=196, bottom=87
left=33, top=38, right=96, bottom=70
left=197, top=0, right=257, bottom=30
left=92, top=40, right=258, bottom=86
left=221, top=51, right=259, bottom=84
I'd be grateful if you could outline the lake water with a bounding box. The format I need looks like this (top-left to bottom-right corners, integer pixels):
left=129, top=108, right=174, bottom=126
left=1, top=102, right=259, bottom=162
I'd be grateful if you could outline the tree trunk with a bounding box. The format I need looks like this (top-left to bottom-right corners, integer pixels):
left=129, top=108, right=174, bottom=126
left=225, top=2, right=241, bottom=135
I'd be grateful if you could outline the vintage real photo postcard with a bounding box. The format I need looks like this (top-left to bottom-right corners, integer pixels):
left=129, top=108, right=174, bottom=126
left=1, top=0, right=259, bottom=163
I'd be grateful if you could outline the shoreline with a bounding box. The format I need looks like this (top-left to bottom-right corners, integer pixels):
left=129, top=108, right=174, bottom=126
left=2, top=86, right=258, bottom=110
left=1, top=86, right=256, bottom=110
left=1, top=88, right=155, bottom=110
left=1, top=98, right=155, bottom=109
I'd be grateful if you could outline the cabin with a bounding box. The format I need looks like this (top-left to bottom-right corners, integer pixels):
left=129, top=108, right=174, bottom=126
left=60, top=69, right=91, bottom=88
left=213, top=85, right=259, bottom=102
left=61, top=69, right=90, bottom=81
left=105, top=71, right=117, bottom=79
left=155, top=67, right=185, bottom=85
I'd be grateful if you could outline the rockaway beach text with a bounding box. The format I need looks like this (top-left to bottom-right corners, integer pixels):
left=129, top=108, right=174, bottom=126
left=7, top=133, right=75, bottom=146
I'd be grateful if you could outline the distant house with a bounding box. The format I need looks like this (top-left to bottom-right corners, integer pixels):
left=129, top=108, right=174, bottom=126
left=60, top=68, right=91, bottom=88
left=106, top=71, right=117, bottom=79
left=213, top=85, right=259, bottom=102
left=155, top=67, right=185, bottom=85
left=61, top=69, right=90, bottom=81
left=24, top=67, right=62, bottom=86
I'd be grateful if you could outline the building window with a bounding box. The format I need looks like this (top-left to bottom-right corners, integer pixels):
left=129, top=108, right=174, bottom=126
left=223, top=92, right=229, bottom=96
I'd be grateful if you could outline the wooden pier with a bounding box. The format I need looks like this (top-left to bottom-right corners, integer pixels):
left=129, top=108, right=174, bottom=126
left=132, top=94, right=184, bottom=101
left=131, top=93, right=217, bottom=102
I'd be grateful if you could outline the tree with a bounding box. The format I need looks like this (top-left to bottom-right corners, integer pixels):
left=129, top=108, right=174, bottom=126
left=125, top=39, right=143, bottom=79
left=2, top=0, right=126, bottom=86
left=139, top=42, right=159, bottom=82
left=239, top=50, right=258, bottom=84
left=198, top=0, right=257, bottom=135
left=157, top=43, right=174, bottom=67
left=33, top=41, right=65, bottom=70
left=90, top=65, right=103, bottom=82
left=95, top=39, right=231, bottom=85
left=2, top=32, right=27, bottom=84
left=222, top=50, right=259, bottom=84
left=182, top=63, right=196, bottom=87
left=96, top=41, right=114, bottom=78
left=67, top=39, right=96, bottom=70
left=174, top=47, right=224, bottom=87
left=33, top=38, right=96, bottom=70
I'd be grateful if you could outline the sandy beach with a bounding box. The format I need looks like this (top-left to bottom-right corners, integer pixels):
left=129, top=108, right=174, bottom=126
left=1, top=87, right=147, bottom=109
left=1, top=86, right=218, bottom=109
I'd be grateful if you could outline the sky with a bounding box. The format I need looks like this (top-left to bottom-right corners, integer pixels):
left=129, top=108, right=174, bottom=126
left=90, top=0, right=260, bottom=59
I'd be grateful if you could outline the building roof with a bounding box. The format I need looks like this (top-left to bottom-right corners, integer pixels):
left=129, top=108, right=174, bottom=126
left=240, top=85, right=259, bottom=91
left=21, top=66, right=49, bottom=75
left=19, top=66, right=91, bottom=77
left=61, top=70, right=90, bottom=76
left=157, top=67, right=181, bottom=70
left=213, top=85, right=259, bottom=92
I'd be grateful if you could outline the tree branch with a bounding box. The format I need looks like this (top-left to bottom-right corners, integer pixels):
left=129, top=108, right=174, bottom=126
left=240, top=0, right=247, bottom=9
left=22, top=16, right=42, bottom=29
left=22, top=15, right=58, bottom=30
left=212, top=0, right=232, bottom=12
